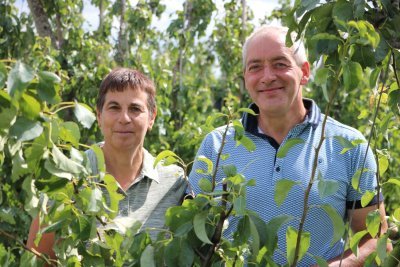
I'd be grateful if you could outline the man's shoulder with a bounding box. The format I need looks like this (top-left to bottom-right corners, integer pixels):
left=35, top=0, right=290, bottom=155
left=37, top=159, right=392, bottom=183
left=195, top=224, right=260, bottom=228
left=323, top=115, right=366, bottom=140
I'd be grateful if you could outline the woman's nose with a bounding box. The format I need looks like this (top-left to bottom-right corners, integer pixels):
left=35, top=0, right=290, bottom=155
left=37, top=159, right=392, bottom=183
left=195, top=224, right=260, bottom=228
left=118, top=110, right=131, bottom=123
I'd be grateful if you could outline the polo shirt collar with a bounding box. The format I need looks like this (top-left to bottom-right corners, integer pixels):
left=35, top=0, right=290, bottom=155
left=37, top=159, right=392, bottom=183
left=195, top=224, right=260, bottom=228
left=242, top=98, right=321, bottom=135
left=141, top=148, right=160, bottom=183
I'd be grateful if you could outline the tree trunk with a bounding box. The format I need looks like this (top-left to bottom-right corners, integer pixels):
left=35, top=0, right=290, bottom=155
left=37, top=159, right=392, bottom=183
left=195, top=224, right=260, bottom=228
left=115, top=0, right=128, bottom=65
left=26, top=0, right=57, bottom=47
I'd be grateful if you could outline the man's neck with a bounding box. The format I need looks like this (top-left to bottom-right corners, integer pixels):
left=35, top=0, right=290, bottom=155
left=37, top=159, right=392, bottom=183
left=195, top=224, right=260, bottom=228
left=257, top=107, right=307, bottom=144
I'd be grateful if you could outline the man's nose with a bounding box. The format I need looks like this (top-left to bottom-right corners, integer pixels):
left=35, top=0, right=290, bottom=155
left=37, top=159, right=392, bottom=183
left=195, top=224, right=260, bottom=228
left=261, top=66, right=276, bottom=84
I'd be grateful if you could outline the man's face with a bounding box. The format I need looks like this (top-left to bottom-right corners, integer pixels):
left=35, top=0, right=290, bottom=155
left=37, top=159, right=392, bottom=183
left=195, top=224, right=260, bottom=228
left=97, top=88, right=156, bottom=151
left=244, top=30, right=309, bottom=118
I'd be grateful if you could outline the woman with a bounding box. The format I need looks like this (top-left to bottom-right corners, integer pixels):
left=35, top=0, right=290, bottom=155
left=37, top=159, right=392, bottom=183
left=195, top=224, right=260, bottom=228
left=27, top=68, right=187, bottom=262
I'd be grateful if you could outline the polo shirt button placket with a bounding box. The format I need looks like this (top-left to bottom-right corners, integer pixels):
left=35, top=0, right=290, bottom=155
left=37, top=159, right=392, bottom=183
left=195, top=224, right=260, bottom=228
left=275, top=166, right=281, bottom=172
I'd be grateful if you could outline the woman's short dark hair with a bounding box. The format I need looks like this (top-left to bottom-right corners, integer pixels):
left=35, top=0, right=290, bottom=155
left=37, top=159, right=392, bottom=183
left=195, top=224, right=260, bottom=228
left=97, top=68, right=156, bottom=116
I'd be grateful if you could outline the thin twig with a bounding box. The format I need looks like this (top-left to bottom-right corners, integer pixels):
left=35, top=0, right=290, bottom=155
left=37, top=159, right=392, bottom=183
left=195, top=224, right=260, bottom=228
left=0, top=230, right=56, bottom=265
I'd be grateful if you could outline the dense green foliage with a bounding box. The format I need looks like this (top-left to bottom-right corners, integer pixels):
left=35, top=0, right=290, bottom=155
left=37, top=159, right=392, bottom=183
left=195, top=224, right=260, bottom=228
left=0, top=0, right=399, bottom=266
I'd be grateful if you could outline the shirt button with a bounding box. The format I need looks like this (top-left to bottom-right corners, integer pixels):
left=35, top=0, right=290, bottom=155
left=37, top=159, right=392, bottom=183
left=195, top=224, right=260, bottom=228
left=276, top=166, right=281, bottom=172
left=121, top=210, right=128, bottom=216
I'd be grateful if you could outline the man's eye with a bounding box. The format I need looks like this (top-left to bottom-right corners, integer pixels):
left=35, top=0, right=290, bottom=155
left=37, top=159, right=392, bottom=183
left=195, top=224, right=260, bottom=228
left=275, top=62, right=288, bottom=68
left=248, top=65, right=261, bottom=71
left=109, top=106, right=119, bottom=110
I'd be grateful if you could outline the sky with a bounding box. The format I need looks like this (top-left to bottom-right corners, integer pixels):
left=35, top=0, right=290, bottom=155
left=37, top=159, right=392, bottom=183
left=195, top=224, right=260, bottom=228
left=15, top=0, right=281, bottom=32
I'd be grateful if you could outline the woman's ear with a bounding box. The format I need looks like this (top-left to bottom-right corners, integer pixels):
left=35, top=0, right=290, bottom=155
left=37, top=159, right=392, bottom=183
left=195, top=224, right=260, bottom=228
left=148, top=109, right=157, bottom=131
left=96, top=108, right=102, bottom=128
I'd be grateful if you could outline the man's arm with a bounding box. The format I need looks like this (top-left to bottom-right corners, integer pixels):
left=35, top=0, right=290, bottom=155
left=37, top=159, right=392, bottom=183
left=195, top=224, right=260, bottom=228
left=27, top=216, right=56, bottom=264
left=327, top=202, right=392, bottom=267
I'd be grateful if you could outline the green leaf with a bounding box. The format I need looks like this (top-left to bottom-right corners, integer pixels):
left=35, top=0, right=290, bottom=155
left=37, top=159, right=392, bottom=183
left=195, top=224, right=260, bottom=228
left=0, top=208, right=16, bottom=225
left=74, top=101, right=96, bottom=129
left=350, top=230, right=368, bottom=256
left=104, top=174, right=124, bottom=218
left=233, top=215, right=251, bottom=245
left=7, top=61, right=35, bottom=98
left=353, top=0, right=365, bottom=18
left=364, top=252, right=377, bottom=267
left=274, top=179, right=300, bottom=206
left=296, top=0, right=319, bottom=17
left=233, top=195, right=246, bottom=216
left=154, top=150, right=178, bottom=168
left=321, top=204, right=345, bottom=245
left=205, top=112, right=226, bottom=127
left=286, top=226, right=310, bottom=265
left=80, top=187, right=102, bottom=214
left=178, top=239, right=194, bottom=266
left=42, top=219, right=67, bottom=234
left=0, top=62, right=6, bottom=89
left=193, top=211, right=212, bottom=244
left=277, top=138, right=304, bottom=158
left=314, top=256, right=329, bottom=267
left=248, top=215, right=261, bottom=261
left=236, top=135, right=256, bottom=152
left=332, top=0, right=353, bottom=30
left=222, top=164, right=237, bottom=177
left=0, top=106, right=17, bottom=130
left=198, top=178, right=213, bottom=192
left=195, top=155, right=213, bottom=175
left=232, top=119, right=244, bottom=139
left=369, top=68, right=381, bottom=89
left=265, top=215, right=294, bottom=253
left=311, top=33, right=342, bottom=42
left=140, top=245, right=155, bottom=267
left=44, top=160, right=73, bottom=180
left=361, top=190, right=376, bottom=207
left=314, top=67, right=330, bottom=86
left=334, top=136, right=353, bottom=154
left=385, top=178, right=400, bottom=187
left=52, top=145, right=84, bottom=174
left=60, top=122, right=80, bottom=147
left=90, top=144, right=105, bottom=178
left=376, top=235, right=388, bottom=262
left=9, top=117, right=43, bottom=142
left=366, top=209, right=381, bottom=238
left=317, top=174, right=340, bottom=198
left=351, top=168, right=371, bottom=191
left=343, top=61, right=363, bottom=91
left=238, top=107, right=257, bottom=116
left=38, top=71, right=61, bottom=104
left=20, top=93, right=41, bottom=119
left=11, top=150, right=29, bottom=182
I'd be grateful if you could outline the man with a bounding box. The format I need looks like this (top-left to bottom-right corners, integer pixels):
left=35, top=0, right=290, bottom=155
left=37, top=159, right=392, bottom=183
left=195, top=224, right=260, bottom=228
left=27, top=68, right=187, bottom=264
left=189, top=25, right=390, bottom=266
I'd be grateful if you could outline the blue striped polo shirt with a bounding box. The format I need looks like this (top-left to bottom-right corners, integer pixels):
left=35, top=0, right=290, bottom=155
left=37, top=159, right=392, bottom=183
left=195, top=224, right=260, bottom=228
left=188, top=99, right=378, bottom=266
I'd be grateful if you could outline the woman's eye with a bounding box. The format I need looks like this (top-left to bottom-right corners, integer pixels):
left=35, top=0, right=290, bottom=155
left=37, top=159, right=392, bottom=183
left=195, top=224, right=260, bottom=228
left=130, top=107, right=142, bottom=112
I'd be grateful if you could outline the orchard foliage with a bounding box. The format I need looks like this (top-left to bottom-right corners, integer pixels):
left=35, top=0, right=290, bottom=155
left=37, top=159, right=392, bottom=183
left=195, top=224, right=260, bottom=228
left=0, top=0, right=399, bottom=266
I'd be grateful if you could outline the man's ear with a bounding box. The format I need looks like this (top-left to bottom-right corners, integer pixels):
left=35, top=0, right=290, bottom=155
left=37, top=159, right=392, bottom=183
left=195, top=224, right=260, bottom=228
left=300, top=61, right=310, bottom=85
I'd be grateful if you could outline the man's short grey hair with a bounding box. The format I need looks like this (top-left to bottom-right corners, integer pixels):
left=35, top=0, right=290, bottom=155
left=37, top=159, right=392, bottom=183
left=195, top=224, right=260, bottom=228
left=242, top=25, right=307, bottom=68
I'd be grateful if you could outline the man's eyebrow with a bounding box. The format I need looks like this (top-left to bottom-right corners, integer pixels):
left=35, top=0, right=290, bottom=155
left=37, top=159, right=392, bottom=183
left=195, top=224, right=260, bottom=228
left=106, top=101, right=120, bottom=106
left=246, top=59, right=262, bottom=66
left=246, top=56, right=291, bottom=66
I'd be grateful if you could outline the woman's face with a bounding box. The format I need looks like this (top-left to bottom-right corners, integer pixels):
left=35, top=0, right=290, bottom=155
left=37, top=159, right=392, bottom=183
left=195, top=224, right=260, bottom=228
left=97, top=88, right=156, bottom=151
